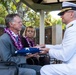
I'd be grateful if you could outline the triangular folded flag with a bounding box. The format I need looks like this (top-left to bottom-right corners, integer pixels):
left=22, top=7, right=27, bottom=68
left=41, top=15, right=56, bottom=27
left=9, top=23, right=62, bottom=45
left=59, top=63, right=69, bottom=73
left=15, top=47, right=40, bottom=55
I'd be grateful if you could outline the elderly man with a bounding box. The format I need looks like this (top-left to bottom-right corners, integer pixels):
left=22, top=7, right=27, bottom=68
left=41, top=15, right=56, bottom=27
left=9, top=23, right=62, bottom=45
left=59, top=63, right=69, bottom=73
left=0, top=14, right=41, bottom=75
left=40, top=1, right=76, bottom=75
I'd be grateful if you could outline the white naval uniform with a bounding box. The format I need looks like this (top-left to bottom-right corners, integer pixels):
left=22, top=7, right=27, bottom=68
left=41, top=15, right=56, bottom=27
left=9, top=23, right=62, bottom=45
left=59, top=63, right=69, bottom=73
left=40, top=20, right=76, bottom=75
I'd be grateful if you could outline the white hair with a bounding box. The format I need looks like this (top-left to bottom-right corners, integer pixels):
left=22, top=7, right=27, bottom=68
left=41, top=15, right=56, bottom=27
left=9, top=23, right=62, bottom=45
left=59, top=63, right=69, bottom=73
left=73, top=11, right=76, bottom=18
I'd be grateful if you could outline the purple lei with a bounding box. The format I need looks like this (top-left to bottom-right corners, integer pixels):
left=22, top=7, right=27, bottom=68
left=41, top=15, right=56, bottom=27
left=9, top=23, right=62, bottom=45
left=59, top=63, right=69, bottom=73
left=25, top=36, right=35, bottom=47
left=4, top=28, right=23, bottom=50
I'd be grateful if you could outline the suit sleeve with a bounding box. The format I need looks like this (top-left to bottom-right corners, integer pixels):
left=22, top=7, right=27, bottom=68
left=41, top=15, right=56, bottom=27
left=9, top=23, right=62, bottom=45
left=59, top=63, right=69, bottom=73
left=0, top=37, right=26, bottom=65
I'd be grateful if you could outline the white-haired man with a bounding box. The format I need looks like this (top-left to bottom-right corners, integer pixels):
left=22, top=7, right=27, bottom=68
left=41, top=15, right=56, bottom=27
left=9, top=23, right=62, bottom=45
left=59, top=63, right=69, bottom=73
left=40, top=1, right=76, bottom=75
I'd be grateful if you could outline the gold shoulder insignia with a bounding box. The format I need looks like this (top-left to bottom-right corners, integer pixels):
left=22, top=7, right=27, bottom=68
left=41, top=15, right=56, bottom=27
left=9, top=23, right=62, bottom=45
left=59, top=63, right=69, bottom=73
left=68, top=24, right=73, bottom=28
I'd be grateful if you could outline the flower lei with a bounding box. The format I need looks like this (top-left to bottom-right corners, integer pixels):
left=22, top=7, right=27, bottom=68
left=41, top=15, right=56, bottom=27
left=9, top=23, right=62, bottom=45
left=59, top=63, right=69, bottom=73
left=25, top=36, right=35, bottom=47
left=4, top=28, right=23, bottom=50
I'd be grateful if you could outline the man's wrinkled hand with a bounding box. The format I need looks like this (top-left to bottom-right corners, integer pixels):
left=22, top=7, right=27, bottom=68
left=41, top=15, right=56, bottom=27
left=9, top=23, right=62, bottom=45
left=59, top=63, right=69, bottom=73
left=34, top=44, right=45, bottom=48
left=39, top=48, right=50, bottom=54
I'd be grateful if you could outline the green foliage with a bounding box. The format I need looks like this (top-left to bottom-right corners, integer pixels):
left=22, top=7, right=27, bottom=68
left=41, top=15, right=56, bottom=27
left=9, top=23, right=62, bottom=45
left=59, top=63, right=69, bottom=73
left=11, top=3, right=16, bottom=12
left=16, top=0, right=20, bottom=2
left=0, top=4, right=7, bottom=24
left=0, top=4, right=7, bottom=17
left=0, top=17, right=5, bottom=24
left=62, top=23, right=66, bottom=30
left=45, top=13, right=52, bottom=26
left=23, top=10, right=40, bottom=27
left=0, top=0, right=65, bottom=29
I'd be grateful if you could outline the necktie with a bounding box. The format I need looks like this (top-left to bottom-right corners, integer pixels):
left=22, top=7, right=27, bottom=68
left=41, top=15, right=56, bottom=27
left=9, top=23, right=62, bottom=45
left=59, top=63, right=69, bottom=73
left=16, top=36, right=18, bottom=42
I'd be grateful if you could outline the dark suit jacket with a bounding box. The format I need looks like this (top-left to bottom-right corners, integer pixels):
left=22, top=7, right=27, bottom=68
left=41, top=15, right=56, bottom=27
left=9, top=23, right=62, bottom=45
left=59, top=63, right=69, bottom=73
left=21, top=36, right=30, bottom=47
left=21, top=36, right=34, bottom=47
left=0, top=33, right=41, bottom=75
left=0, top=33, right=26, bottom=65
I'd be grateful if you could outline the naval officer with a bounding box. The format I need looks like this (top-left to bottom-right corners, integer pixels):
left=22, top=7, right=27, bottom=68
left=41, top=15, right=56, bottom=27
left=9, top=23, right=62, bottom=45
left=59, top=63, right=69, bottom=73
left=40, top=1, right=76, bottom=75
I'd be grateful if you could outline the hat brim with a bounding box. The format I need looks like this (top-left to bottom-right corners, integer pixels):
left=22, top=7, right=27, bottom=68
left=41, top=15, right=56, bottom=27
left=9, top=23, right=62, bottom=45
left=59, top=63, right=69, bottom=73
left=58, top=11, right=65, bottom=16
left=58, top=7, right=72, bottom=16
left=58, top=9, right=72, bottom=16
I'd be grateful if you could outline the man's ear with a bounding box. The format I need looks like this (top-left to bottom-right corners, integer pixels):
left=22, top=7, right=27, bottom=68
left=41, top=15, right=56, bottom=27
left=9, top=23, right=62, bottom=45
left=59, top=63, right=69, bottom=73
left=9, top=22, right=14, bottom=27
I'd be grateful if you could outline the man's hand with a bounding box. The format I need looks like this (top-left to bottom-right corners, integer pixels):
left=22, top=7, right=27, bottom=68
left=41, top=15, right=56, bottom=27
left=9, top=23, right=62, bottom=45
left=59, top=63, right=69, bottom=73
left=39, top=48, right=50, bottom=54
left=25, top=53, right=39, bottom=59
left=34, top=44, right=45, bottom=48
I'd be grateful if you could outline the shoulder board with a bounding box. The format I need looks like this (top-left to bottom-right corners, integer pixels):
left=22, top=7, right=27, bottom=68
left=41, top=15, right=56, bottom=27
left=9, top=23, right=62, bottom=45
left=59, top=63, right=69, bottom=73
left=67, top=24, right=73, bottom=28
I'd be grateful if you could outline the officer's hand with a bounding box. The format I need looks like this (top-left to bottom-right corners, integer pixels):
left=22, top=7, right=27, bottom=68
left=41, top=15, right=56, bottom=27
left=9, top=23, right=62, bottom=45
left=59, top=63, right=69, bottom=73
left=39, top=48, right=50, bottom=54
left=34, top=44, right=45, bottom=48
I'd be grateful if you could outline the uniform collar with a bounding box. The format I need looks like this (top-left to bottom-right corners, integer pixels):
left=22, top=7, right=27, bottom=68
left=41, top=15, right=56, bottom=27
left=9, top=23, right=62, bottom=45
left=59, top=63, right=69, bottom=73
left=66, top=20, right=76, bottom=29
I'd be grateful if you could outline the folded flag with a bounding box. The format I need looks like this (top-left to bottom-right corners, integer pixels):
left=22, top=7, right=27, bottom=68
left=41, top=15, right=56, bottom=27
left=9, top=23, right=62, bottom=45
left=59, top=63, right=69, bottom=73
left=15, top=47, right=40, bottom=55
